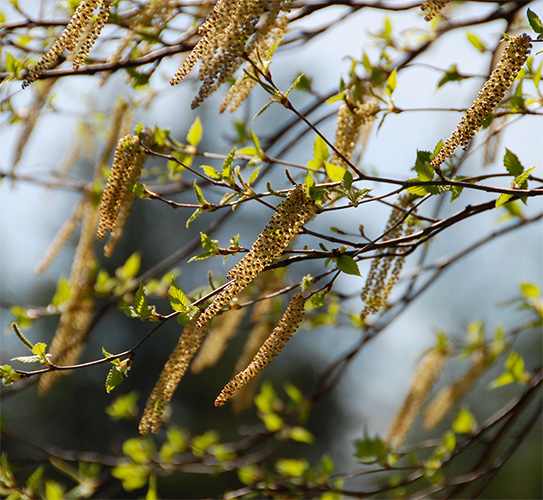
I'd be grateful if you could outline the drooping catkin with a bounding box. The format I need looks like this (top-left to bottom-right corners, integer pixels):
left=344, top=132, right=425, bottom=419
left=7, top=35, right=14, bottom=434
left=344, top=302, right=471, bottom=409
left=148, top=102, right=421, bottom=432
left=191, top=303, right=247, bottom=374
left=220, top=15, right=288, bottom=113
left=431, top=34, right=531, bottom=170
left=420, top=0, right=450, bottom=21
left=170, top=0, right=290, bottom=108
left=97, top=134, right=144, bottom=253
left=360, top=195, right=415, bottom=321
left=23, top=0, right=111, bottom=85
left=38, top=200, right=97, bottom=393
left=232, top=297, right=276, bottom=412
left=139, top=318, right=205, bottom=434
left=386, top=345, right=448, bottom=448
left=35, top=201, right=84, bottom=274
left=12, top=78, right=56, bottom=168
left=215, top=293, right=305, bottom=407
left=227, top=185, right=317, bottom=287
left=331, top=101, right=379, bottom=168
left=423, top=352, right=489, bottom=430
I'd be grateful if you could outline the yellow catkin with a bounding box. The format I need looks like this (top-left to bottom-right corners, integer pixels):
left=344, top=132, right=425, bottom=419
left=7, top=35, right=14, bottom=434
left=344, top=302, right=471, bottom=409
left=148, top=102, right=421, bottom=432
left=72, top=0, right=113, bottom=70
left=431, top=34, right=531, bottom=170
left=24, top=0, right=103, bottom=85
left=12, top=78, right=56, bottom=168
left=232, top=297, right=276, bottom=412
left=191, top=304, right=247, bottom=374
left=170, top=0, right=289, bottom=108
left=360, top=195, right=415, bottom=321
left=423, top=352, right=489, bottom=430
left=420, top=0, right=450, bottom=21
left=35, top=200, right=85, bottom=274
left=227, top=185, right=317, bottom=286
left=386, top=346, right=448, bottom=448
left=215, top=293, right=305, bottom=407
left=331, top=101, right=379, bottom=168
left=219, top=15, right=288, bottom=113
left=38, top=200, right=98, bottom=393
left=139, top=318, right=205, bottom=434
left=97, top=135, right=144, bottom=251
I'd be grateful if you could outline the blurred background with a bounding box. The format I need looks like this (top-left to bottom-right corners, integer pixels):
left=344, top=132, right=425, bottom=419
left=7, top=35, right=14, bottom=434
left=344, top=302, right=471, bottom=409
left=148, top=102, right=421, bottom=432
left=1, top=1, right=542, bottom=498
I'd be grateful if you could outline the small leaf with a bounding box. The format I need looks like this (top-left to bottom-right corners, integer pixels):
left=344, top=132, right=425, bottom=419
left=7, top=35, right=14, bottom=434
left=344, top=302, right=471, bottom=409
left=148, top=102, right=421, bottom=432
left=288, top=426, right=314, bottom=444
left=496, top=193, right=513, bottom=208
left=186, top=116, right=203, bottom=146
left=336, top=255, right=360, bottom=276
left=503, top=148, right=524, bottom=176
left=275, top=458, right=308, bottom=478
left=520, top=282, right=540, bottom=299
left=106, top=392, right=139, bottom=420
left=385, top=69, right=397, bottom=96
left=325, top=162, right=346, bottom=182
left=307, top=136, right=329, bottom=171
left=452, top=408, right=477, bottom=434
left=201, top=164, right=221, bottom=180
left=105, top=366, right=125, bottom=393
left=193, top=181, right=209, bottom=206
left=116, top=253, right=141, bottom=281
left=52, top=277, right=72, bottom=307
left=466, top=32, right=486, bottom=52
left=527, top=9, right=543, bottom=34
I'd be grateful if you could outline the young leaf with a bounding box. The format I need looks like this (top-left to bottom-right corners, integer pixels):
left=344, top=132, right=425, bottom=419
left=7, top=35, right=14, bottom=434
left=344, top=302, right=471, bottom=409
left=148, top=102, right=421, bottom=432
left=336, top=255, right=361, bottom=276
left=186, top=116, right=203, bottom=146
left=452, top=408, right=477, bottom=434
left=527, top=9, right=543, bottom=34
left=503, top=148, right=524, bottom=176
left=385, top=69, right=397, bottom=96
left=325, top=162, right=346, bottom=182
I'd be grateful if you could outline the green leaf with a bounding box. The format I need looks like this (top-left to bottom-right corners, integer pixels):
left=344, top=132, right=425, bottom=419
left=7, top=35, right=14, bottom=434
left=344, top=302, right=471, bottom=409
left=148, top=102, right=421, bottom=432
left=125, top=284, right=157, bottom=320
left=191, top=431, right=219, bottom=456
left=51, top=277, right=72, bottom=307
left=307, top=136, right=329, bottom=171
left=186, top=116, right=203, bottom=146
left=31, top=342, right=48, bottom=363
left=0, top=365, right=21, bottom=385
left=255, top=382, right=278, bottom=414
left=514, top=166, right=534, bottom=189
left=288, top=426, right=314, bottom=444
left=452, top=408, right=477, bottom=434
left=505, top=351, right=530, bottom=383
left=275, top=459, right=308, bottom=478
left=260, top=412, right=283, bottom=431
left=354, top=435, right=388, bottom=462
left=466, top=32, right=486, bottom=52
left=325, top=162, right=346, bottom=182
left=520, top=282, right=540, bottom=299
left=122, top=438, right=155, bottom=464
left=112, top=463, right=149, bottom=491
left=238, top=465, right=261, bottom=485
left=116, top=253, right=141, bottom=281
left=336, top=255, right=360, bottom=276
left=527, top=9, right=543, bottom=34
left=185, top=208, right=202, bottom=228
left=105, top=366, right=125, bottom=393
left=490, top=372, right=515, bottom=389
left=45, top=481, right=65, bottom=500
left=159, top=427, right=188, bottom=462
left=106, top=392, right=139, bottom=420
left=385, top=69, right=397, bottom=96
left=503, top=148, right=524, bottom=176
left=496, top=193, right=513, bottom=208
left=193, top=181, right=209, bottom=206
left=437, top=64, right=469, bottom=89
left=201, top=164, right=221, bottom=180
left=146, top=474, right=158, bottom=500
left=413, top=150, right=433, bottom=181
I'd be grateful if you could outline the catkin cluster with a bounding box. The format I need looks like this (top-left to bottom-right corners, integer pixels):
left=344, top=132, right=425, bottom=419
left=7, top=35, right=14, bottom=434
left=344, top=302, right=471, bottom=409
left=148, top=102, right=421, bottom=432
left=431, top=34, right=531, bottom=170
left=360, top=196, right=415, bottom=321
left=331, top=101, right=379, bottom=168
left=169, top=0, right=290, bottom=108
left=220, top=15, right=288, bottom=113
left=139, top=188, right=314, bottom=432
left=420, top=0, right=450, bottom=21
left=386, top=346, right=448, bottom=448
left=97, top=134, right=144, bottom=256
left=24, top=0, right=112, bottom=85
left=423, top=352, right=489, bottom=429
left=215, top=293, right=305, bottom=407
left=39, top=201, right=97, bottom=393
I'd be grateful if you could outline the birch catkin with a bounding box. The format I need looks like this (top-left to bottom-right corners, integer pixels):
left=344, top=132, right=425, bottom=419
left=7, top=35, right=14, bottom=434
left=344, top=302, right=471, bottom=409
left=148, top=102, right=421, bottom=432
left=431, top=34, right=531, bottom=170
left=215, top=293, right=305, bottom=407
left=423, top=352, right=489, bottom=429
left=97, top=135, right=144, bottom=255
left=24, top=0, right=112, bottom=85
left=38, top=200, right=98, bottom=393
left=386, top=346, right=448, bottom=448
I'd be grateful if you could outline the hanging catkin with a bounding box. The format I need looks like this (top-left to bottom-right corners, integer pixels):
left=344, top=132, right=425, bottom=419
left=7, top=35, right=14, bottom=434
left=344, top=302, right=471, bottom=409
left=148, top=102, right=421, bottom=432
left=386, top=345, right=448, bottom=448
left=331, top=101, right=379, bottom=168
left=423, top=352, right=489, bottom=429
left=38, top=200, right=97, bottom=393
left=431, top=34, right=531, bottom=170
left=97, top=134, right=144, bottom=255
left=24, top=0, right=112, bottom=85
left=215, top=293, right=305, bottom=407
